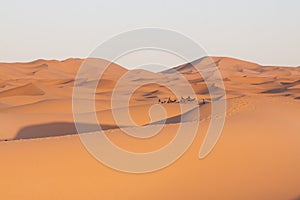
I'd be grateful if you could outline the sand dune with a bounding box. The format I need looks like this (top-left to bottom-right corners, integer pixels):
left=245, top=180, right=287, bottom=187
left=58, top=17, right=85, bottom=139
left=0, top=57, right=299, bottom=199
left=0, top=56, right=299, bottom=139
left=0, top=96, right=299, bottom=200
left=0, top=83, right=45, bottom=98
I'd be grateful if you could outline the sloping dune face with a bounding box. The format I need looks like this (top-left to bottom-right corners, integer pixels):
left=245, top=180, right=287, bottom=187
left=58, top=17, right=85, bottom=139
left=0, top=57, right=299, bottom=200
left=0, top=83, right=45, bottom=98
left=164, top=56, right=300, bottom=99
left=0, top=58, right=128, bottom=139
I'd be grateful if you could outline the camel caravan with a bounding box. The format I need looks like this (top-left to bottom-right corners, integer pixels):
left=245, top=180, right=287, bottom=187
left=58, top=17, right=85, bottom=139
left=158, top=96, right=207, bottom=105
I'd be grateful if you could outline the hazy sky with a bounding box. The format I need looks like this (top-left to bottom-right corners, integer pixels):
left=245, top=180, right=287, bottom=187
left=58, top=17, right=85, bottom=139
left=1, top=0, right=299, bottom=66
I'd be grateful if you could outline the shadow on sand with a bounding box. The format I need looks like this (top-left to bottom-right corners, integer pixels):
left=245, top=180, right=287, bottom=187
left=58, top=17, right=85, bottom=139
left=14, top=122, right=118, bottom=140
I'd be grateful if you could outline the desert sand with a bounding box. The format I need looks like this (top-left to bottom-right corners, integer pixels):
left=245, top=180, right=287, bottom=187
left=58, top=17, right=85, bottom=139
left=0, top=56, right=299, bottom=200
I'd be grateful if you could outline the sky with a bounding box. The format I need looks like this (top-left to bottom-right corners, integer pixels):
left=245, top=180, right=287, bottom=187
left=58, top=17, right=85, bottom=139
left=0, top=0, right=299, bottom=67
